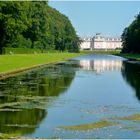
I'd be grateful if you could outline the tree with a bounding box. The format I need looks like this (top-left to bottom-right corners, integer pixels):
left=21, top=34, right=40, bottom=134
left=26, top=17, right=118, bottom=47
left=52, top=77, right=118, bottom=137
left=121, top=12, right=140, bottom=53
left=0, top=1, right=80, bottom=54
left=0, top=1, right=30, bottom=53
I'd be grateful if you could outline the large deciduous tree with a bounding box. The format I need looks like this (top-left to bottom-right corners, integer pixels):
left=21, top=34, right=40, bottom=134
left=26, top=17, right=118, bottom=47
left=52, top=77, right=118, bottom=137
left=121, top=12, right=140, bottom=53
left=0, top=1, right=80, bottom=54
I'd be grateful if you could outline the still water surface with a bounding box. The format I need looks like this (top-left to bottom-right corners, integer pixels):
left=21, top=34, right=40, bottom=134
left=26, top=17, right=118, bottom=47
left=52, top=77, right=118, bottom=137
left=0, top=54, right=140, bottom=138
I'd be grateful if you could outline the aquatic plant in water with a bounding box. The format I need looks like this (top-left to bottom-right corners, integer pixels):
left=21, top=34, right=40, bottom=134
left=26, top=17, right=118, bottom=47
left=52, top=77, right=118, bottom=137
left=59, top=120, right=116, bottom=130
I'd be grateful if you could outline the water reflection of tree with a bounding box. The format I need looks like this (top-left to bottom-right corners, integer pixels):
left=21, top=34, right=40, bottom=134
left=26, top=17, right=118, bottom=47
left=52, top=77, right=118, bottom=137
left=0, top=62, right=76, bottom=98
left=0, top=109, right=46, bottom=136
left=121, top=61, right=140, bottom=101
left=39, top=76, right=73, bottom=96
left=0, top=61, right=76, bottom=138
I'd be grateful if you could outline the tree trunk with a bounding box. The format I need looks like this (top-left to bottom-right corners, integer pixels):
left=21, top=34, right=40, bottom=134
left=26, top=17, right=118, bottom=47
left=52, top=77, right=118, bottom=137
left=31, top=41, right=34, bottom=48
left=0, top=47, right=3, bottom=55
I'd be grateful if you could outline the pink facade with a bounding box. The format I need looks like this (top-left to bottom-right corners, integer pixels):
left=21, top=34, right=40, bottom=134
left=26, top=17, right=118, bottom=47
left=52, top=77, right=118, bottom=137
left=92, top=33, right=122, bottom=50
left=80, top=33, right=122, bottom=50
left=80, top=37, right=91, bottom=50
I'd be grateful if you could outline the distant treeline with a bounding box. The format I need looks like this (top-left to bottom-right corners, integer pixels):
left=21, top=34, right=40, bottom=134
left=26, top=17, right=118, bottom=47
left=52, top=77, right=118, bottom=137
left=0, top=1, right=80, bottom=54
left=121, top=12, right=140, bottom=53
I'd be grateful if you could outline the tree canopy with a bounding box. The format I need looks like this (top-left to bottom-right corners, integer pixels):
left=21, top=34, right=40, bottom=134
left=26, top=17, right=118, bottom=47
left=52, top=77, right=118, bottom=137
left=0, top=1, right=80, bottom=54
left=121, top=12, right=140, bottom=53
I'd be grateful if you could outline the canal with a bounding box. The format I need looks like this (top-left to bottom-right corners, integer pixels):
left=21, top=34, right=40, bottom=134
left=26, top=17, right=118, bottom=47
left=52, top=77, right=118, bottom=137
left=0, top=54, right=140, bottom=138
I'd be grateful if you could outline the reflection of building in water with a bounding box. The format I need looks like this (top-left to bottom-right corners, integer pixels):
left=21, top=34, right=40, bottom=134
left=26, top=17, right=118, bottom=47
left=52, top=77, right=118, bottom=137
left=79, top=60, right=93, bottom=71
left=80, top=60, right=122, bottom=74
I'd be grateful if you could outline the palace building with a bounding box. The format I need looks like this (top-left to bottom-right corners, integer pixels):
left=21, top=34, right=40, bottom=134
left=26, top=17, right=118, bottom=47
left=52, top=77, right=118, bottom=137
left=80, top=37, right=92, bottom=50
left=80, top=33, right=122, bottom=50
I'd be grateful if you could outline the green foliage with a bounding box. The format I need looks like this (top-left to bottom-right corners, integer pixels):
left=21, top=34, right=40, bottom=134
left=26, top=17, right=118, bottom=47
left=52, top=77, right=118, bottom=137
left=121, top=12, right=140, bottom=53
left=6, top=35, right=32, bottom=48
left=0, top=1, right=80, bottom=54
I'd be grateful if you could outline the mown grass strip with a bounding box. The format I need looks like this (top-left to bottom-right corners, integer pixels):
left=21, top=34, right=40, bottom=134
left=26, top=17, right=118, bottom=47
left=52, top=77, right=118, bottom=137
left=0, top=53, right=81, bottom=78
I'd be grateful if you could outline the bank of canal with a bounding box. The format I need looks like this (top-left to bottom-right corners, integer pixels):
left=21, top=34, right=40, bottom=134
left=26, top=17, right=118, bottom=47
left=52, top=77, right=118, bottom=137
left=0, top=53, right=81, bottom=80
left=0, top=54, right=140, bottom=138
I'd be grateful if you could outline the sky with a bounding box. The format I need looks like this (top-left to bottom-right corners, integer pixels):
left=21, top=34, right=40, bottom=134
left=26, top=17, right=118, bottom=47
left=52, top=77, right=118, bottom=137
left=49, top=1, right=140, bottom=37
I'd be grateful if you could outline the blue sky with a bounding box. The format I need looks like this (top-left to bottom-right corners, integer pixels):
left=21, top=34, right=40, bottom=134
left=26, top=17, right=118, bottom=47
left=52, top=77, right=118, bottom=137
left=49, top=1, right=140, bottom=37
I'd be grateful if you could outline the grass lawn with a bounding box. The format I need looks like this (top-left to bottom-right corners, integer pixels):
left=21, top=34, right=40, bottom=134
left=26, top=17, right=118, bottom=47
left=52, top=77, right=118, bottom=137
left=0, top=50, right=122, bottom=76
left=1, top=50, right=137, bottom=77
left=0, top=53, right=81, bottom=75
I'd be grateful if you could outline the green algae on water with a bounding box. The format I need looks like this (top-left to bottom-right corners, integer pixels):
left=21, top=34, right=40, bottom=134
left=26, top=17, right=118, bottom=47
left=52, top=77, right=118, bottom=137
left=109, top=114, right=140, bottom=122
left=122, top=126, right=136, bottom=130
left=134, top=130, right=140, bottom=133
left=0, top=133, right=21, bottom=139
left=59, top=120, right=116, bottom=131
